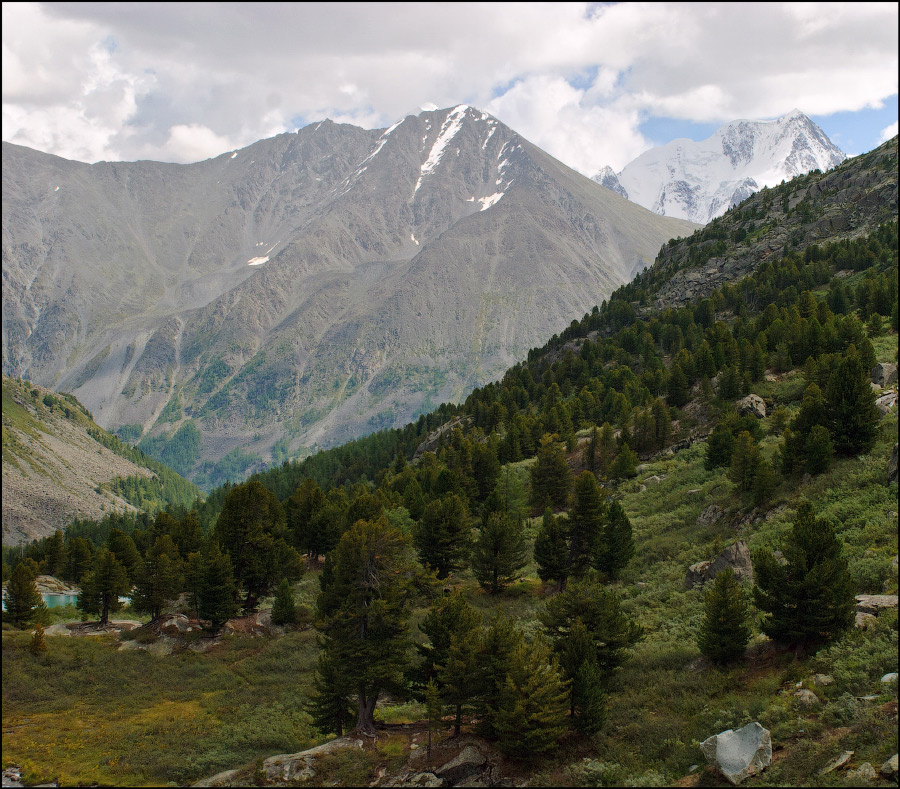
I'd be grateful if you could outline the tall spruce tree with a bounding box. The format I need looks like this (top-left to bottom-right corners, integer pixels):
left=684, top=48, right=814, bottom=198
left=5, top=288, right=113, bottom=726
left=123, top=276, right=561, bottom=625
left=825, top=346, right=880, bottom=456
left=534, top=508, right=569, bottom=589
left=316, top=516, right=420, bottom=735
left=4, top=562, right=43, bottom=628
left=78, top=548, right=129, bottom=625
left=529, top=434, right=572, bottom=510
left=196, top=542, right=238, bottom=632
left=596, top=500, right=634, bottom=579
left=493, top=634, right=569, bottom=758
left=753, top=502, right=855, bottom=650
left=472, top=613, right=521, bottom=739
left=568, top=472, right=607, bottom=577
left=697, top=568, right=751, bottom=665
left=472, top=512, right=528, bottom=594
left=215, top=479, right=302, bottom=612
left=414, top=494, right=470, bottom=578
left=132, top=535, right=181, bottom=622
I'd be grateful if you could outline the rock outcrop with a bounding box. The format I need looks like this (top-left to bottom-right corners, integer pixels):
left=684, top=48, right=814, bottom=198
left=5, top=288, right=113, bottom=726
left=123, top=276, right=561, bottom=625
left=888, top=444, right=898, bottom=483
left=736, top=394, right=767, bottom=419
left=686, top=540, right=754, bottom=589
left=700, top=722, right=772, bottom=785
left=872, top=362, right=898, bottom=387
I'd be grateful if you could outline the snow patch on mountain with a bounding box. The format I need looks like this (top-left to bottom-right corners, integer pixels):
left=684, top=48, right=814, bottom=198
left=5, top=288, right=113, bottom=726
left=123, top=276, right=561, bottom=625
left=593, top=111, right=845, bottom=224
left=414, top=105, right=469, bottom=194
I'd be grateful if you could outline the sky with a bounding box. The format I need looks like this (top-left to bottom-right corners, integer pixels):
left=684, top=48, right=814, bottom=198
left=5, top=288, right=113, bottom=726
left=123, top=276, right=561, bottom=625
left=2, top=2, right=898, bottom=175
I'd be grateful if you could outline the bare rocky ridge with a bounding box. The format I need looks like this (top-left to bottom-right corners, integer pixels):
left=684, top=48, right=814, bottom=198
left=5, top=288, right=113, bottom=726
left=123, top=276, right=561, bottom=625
left=3, top=106, right=696, bottom=475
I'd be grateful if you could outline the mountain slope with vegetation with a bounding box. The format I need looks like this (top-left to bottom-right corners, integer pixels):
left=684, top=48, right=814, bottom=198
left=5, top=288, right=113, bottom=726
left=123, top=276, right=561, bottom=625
left=2, top=376, right=199, bottom=544
left=2, top=137, right=897, bottom=788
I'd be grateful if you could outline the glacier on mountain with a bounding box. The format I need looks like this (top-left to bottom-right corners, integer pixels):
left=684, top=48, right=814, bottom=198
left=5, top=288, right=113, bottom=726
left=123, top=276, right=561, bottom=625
left=594, top=111, right=845, bottom=224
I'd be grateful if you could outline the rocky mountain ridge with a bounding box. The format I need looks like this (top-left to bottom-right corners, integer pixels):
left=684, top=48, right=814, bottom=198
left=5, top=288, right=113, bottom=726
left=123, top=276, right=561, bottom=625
left=3, top=106, right=696, bottom=480
left=595, top=111, right=846, bottom=224
left=1, top=375, right=198, bottom=544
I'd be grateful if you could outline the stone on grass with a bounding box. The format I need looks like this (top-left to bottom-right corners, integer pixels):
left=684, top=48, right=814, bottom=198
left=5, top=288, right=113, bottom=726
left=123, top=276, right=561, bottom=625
left=435, top=746, right=486, bottom=785
left=880, top=754, right=898, bottom=779
left=685, top=540, right=753, bottom=589
left=794, top=689, right=820, bottom=708
left=821, top=751, right=854, bottom=775
left=855, top=612, right=877, bottom=629
left=881, top=672, right=898, bottom=685
left=848, top=763, right=877, bottom=781
left=736, top=394, right=767, bottom=419
left=814, top=674, right=834, bottom=686
left=876, top=391, right=898, bottom=415
left=700, top=722, right=771, bottom=785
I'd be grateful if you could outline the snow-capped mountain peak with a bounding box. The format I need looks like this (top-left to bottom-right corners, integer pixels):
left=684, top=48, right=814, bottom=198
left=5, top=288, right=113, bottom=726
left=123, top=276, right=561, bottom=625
left=593, top=111, right=846, bottom=224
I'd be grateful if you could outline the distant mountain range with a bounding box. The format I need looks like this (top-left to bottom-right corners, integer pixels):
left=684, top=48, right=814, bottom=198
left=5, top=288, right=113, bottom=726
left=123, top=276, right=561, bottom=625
left=594, top=110, right=846, bottom=224
left=2, top=106, right=696, bottom=480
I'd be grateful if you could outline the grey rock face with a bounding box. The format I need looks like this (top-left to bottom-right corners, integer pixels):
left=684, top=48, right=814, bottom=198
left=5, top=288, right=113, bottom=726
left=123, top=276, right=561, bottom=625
left=696, top=504, right=724, bottom=529
left=700, top=722, right=772, bottom=785
left=3, top=107, right=696, bottom=476
left=736, top=394, right=766, bottom=419
left=889, top=444, right=898, bottom=483
left=876, top=391, right=899, bottom=415
left=686, top=540, right=754, bottom=589
left=872, top=362, right=899, bottom=387
left=881, top=754, right=899, bottom=779
left=794, top=689, right=820, bottom=708
left=820, top=751, right=854, bottom=775
left=855, top=594, right=899, bottom=615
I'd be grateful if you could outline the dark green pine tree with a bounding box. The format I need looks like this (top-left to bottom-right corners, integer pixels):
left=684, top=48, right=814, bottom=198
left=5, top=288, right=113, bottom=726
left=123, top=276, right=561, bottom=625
left=107, top=528, right=143, bottom=583
left=568, top=472, right=607, bottom=578
left=492, top=634, right=569, bottom=759
left=530, top=434, right=572, bottom=510
left=4, top=562, right=44, bottom=628
left=307, top=649, right=355, bottom=737
left=414, top=494, right=470, bottom=578
left=753, top=501, right=855, bottom=650
left=471, top=512, right=528, bottom=594
left=316, top=516, right=419, bottom=735
left=196, top=542, right=238, bottom=632
left=271, top=578, right=297, bottom=626
left=418, top=590, right=481, bottom=687
left=132, top=535, right=181, bottom=622
left=533, top=508, right=569, bottom=590
left=42, top=530, right=67, bottom=577
left=78, top=548, right=130, bottom=625
left=425, top=677, right=443, bottom=758
left=472, top=613, right=521, bottom=739
left=596, top=500, right=634, bottom=579
left=705, top=422, right=736, bottom=470
left=438, top=627, right=482, bottom=736
left=803, top=425, right=834, bottom=475
left=825, top=346, right=880, bottom=456
left=572, top=657, right=605, bottom=735
left=543, top=575, right=642, bottom=678
left=215, top=479, right=302, bottom=612
left=697, top=568, right=752, bottom=665
left=286, top=478, right=326, bottom=560
left=667, top=364, right=690, bottom=408
left=582, top=426, right=600, bottom=473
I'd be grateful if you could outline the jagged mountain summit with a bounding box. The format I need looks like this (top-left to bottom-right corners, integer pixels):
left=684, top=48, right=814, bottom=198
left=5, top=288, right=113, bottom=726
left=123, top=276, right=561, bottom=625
left=2, top=106, right=696, bottom=480
left=594, top=110, right=846, bottom=225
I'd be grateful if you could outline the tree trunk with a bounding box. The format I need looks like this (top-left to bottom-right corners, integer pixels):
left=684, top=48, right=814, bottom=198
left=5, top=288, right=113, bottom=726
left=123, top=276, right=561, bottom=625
left=454, top=703, right=462, bottom=737
left=356, top=687, right=378, bottom=736
left=100, top=596, right=110, bottom=625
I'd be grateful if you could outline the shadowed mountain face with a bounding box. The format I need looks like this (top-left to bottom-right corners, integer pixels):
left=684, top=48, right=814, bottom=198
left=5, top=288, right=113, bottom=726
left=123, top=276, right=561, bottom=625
left=2, top=106, right=696, bottom=475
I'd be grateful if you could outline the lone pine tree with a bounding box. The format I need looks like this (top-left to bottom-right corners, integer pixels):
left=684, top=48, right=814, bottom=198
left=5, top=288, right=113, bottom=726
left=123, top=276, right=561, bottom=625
left=697, top=568, right=752, bottom=665
left=316, top=516, right=420, bottom=735
left=754, top=501, right=855, bottom=650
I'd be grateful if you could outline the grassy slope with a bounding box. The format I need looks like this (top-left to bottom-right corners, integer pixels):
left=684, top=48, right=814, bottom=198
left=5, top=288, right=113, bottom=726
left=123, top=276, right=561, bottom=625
left=3, top=330, right=896, bottom=787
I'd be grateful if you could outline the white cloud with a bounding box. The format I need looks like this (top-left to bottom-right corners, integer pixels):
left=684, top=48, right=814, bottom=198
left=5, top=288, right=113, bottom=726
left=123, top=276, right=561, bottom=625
left=2, top=2, right=897, bottom=170
left=881, top=120, right=899, bottom=142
